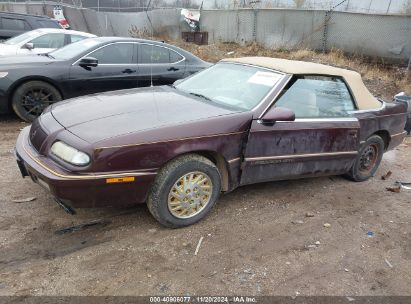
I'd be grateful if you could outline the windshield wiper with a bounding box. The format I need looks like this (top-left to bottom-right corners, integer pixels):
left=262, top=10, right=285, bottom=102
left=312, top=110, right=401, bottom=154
left=189, top=92, right=212, bottom=101
left=45, top=53, right=55, bottom=59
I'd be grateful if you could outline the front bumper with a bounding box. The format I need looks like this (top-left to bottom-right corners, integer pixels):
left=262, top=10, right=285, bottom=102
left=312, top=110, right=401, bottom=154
left=15, top=127, right=157, bottom=208
left=0, top=90, right=9, bottom=114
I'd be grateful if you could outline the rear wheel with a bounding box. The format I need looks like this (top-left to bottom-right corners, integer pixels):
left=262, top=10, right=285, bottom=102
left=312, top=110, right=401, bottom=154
left=347, top=135, right=384, bottom=182
left=12, top=80, right=62, bottom=122
left=147, top=154, right=221, bottom=228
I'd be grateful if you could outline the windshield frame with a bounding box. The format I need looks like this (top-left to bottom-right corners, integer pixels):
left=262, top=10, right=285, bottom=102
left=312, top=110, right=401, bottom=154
left=48, top=38, right=104, bottom=61
left=3, top=30, right=42, bottom=46
left=175, top=62, right=287, bottom=113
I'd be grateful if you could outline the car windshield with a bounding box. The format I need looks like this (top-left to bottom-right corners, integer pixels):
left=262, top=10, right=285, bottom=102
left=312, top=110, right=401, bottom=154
left=3, top=30, right=40, bottom=45
left=49, top=38, right=101, bottom=60
left=175, top=63, right=283, bottom=110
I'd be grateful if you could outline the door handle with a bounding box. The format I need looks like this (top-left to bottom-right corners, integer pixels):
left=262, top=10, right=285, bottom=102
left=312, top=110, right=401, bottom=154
left=122, top=68, right=136, bottom=74
left=167, top=67, right=179, bottom=72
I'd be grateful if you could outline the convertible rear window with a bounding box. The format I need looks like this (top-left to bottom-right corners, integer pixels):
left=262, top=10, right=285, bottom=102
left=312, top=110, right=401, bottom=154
left=175, top=63, right=283, bottom=111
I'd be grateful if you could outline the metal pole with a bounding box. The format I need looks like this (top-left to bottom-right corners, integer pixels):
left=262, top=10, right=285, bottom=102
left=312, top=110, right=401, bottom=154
left=367, top=0, right=372, bottom=13
left=387, top=0, right=392, bottom=14
left=253, top=8, right=257, bottom=42
left=322, top=10, right=329, bottom=53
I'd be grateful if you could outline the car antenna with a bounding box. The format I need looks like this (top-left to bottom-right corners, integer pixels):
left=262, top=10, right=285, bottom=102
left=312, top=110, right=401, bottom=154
left=145, top=0, right=154, bottom=87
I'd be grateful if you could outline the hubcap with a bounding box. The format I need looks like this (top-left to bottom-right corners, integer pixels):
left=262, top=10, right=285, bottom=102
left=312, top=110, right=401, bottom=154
left=359, top=144, right=378, bottom=173
left=168, top=171, right=213, bottom=219
left=21, top=88, right=56, bottom=117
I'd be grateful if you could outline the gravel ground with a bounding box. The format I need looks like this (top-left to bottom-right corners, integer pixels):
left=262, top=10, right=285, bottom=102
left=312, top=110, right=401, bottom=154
left=0, top=115, right=410, bottom=296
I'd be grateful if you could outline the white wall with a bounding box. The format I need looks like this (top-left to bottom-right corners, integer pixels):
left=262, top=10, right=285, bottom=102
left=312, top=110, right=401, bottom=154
left=189, top=0, right=410, bottom=14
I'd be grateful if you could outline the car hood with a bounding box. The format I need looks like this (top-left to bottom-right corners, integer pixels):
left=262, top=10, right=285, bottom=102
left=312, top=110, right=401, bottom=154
left=0, top=44, right=18, bottom=56
left=51, top=86, right=250, bottom=144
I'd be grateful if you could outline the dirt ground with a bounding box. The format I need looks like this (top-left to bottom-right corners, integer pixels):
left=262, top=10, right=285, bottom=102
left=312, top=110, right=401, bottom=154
left=0, top=115, right=410, bottom=296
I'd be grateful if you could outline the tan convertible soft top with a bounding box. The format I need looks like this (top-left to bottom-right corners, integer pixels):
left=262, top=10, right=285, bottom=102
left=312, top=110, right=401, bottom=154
left=221, top=57, right=382, bottom=110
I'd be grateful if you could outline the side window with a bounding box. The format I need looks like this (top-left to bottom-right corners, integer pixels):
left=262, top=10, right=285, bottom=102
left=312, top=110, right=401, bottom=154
left=274, top=75, right=356, bottom=118
left=36, top=20, right=61, bottom=29
left=2, top=18, right=30, bottom=31
left=170, top=50, right=183, bottom=63
left=70, top=35, right=88, bottom=44
left=89, top=43, right=133, bottom=64
left=140, top=44, right=170, bottom=64
left=30, top=33, right=65, bottom=49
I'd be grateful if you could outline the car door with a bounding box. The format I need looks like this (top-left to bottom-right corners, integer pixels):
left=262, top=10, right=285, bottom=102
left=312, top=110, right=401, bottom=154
left=0, top=17, right=31, bottom=40
left=68, top=42, right=138, bottom=96
left=136, top=43, right=186, bottom=87
left=240, top=75, right=361, bottom=185
left=17, top=33, right=66, bottom=54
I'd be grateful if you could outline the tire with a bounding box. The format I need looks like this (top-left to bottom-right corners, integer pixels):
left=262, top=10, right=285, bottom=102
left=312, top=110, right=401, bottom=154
left=147, top=154, right=221, bottom=228
left=346, top=135, right=385, bottom=182
left=11, top=80, right=62, bottom=122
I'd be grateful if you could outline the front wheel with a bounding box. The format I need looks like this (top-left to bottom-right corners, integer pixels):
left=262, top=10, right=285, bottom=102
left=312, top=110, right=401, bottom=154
left=147, top=154, right=221, bottom=228
left=11, top=80, right=62, bottom=122
left=347, top=135, right=384, bottom=182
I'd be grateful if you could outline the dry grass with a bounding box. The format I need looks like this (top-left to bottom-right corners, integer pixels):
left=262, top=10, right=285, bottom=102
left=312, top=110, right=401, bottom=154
left=171, top=40, right=411, bottom=100
left=129, top=25, right=411, bottom=100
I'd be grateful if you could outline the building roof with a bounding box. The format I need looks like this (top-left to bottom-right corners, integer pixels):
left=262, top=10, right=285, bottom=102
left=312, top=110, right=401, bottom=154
left=221, top=57, right=381, bottom=110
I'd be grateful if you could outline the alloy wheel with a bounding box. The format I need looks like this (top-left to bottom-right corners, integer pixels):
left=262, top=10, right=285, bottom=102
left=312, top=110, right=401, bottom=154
left=167, top=171, right=213, bottom=219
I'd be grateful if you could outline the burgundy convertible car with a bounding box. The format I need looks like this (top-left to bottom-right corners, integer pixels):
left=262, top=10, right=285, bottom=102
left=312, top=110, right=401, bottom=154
left=15, top=57, right=408, bottom=227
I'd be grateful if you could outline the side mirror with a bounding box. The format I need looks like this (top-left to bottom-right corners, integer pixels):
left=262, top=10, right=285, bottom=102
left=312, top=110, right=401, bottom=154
left=260, top=107, right=295, bottom=125
left=395, top=92, right=405, bottom=98
left=23, top=42, right=34, bottom=50
left=79, top=57, right=98, bottom=68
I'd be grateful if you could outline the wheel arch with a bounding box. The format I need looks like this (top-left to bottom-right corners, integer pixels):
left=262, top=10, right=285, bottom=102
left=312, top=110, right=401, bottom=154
left=195, top=150, right=230, bottom=192
left=165, top=150, right=230, bottom=192
left=372, top=130, right=390, bottom=150
left=8, top=76, right=65, bottom=108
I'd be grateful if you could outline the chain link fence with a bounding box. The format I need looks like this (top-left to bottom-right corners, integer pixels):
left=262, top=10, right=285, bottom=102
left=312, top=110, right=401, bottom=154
left=2, top=0, right=411, bottom=14
left=0, top=1, right=410, bottom=62
left=199, top=7, right=411, bottom=62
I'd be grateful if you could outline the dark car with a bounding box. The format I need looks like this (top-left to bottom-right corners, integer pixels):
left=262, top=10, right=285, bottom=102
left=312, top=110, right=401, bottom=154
left=394, top=94, right=411, bottom=134
left=15, top=58, right=408, bottom=227
left=0, top=37, right=210, bottom=121
left=0, top=12, right=61, bottom=40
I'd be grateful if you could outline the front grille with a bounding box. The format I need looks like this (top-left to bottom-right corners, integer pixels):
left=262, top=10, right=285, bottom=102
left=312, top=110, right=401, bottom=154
left=29, top=119, right=48, bottom=152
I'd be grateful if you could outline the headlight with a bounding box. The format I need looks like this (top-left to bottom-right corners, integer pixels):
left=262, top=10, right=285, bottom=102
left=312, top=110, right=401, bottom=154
left=0, top=72, right=8, bottom=78
left=50, top=141, right=90, bottom=166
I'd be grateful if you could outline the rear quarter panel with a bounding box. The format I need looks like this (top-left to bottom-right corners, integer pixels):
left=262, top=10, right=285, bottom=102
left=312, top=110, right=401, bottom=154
left=354, top=101, right=407, bottom=149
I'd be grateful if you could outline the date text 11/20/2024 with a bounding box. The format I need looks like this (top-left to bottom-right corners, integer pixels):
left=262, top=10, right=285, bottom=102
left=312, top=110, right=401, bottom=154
left=149, top=296, right=257, bottom=303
